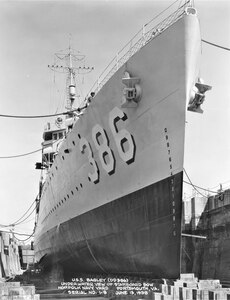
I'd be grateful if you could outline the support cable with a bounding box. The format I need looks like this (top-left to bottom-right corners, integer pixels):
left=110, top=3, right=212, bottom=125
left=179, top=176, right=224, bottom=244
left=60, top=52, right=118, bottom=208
left=183, top=168, right=218, bottom=197
left=0, top=110, right=72, bottom=119
left=0, top=198, right=37, bottom=228
left=183, top=180, right=218, bottom=194
left=0, top=230, right=34, bottom=237
left=0, top=148, right=42, bottom=159
left=0, top=139, right=59, bottom=159
left=0, top=104, right=87, bottom=119
left=146, top=0, right=184, bottom=27
left=202, top=39, right=230, bottom=51
left=13, top=229, right=35, bottom=242
left=12, top=205, right=37, bottom=227
left=11, top=199, right=37, bottom=226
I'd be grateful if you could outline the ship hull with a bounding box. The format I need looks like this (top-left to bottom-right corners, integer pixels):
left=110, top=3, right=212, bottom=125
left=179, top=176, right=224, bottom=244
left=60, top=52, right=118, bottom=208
left=37, top=171, right=182, bottom=279
left=34, top=12, right=201, bottom=280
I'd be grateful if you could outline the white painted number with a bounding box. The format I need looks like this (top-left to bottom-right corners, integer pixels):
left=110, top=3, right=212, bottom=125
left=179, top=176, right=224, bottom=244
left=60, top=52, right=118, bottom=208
left=109, top=107, right=136, bottom=164
left=79, top=137, right=99, bottom=183
left=80, top=106, right=136, bottom=184
left=92, top=124, right=115, bottom=175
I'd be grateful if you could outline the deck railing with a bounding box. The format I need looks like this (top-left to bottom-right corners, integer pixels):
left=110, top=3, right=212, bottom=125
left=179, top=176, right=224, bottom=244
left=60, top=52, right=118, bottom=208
left=86, top=0, right=191, bottom=98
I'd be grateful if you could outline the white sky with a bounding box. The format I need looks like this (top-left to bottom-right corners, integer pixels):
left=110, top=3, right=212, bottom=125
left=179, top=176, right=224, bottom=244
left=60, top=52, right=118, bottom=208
left=0, top=0, right=229, bottom=239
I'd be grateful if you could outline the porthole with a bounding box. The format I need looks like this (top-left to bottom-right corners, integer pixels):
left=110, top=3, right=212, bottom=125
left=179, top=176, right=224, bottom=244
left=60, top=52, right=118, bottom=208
left=72, top=141, right=75, bottom=146
left=71, top=191, right=74, bottom=195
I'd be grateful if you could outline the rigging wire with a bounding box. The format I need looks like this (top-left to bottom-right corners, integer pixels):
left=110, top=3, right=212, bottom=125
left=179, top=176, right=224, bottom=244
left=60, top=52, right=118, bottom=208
left=183, top=180, right=218, bottom=194
left=12, top=205, right=37, bottom=227
left=13, top=229, right=35, bottom=242
left=202, top=39, right=230, bottom=51
left=210, top=180, right=230, bottom=190
left=11, top=199, right=37, bottom=226
left=0, top=207, right=36, bottom=228
left=1, top=209, right=37, bottom=242
left=0, top=110, right=74, bottom=119
left=0, top=230, right=34, bottom=237
left=0, top=100, right=86, bottom=120
left=183, top=168, right=206, bottom=198
left=183, top=168, right=218, bottom=197
left=0, top=148, right=42, bottom=159
left=177, top=0, right=183, bottom=10
left=0, top=199, right=37, bottom=241
left=0, top=197, right=37, bottom=228
left=0, top=138, right=60, bottom=159
left=145, top=0, right=185, bottom=27
left=15, top=218, right=36, bottom=234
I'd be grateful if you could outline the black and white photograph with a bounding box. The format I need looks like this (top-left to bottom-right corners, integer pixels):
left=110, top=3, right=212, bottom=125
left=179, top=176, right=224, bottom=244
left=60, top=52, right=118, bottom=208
left=0, top=0, right=229, bottom=298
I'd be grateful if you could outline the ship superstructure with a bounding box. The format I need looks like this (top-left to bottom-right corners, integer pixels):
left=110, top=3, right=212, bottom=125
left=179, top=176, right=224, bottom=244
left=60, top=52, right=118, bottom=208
left=34, top=1, right=211, bottom=280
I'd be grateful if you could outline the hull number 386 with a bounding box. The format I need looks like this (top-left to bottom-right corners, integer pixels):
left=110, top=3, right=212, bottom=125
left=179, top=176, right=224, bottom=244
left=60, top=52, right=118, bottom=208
left=80, top=107, right=136, bottom=184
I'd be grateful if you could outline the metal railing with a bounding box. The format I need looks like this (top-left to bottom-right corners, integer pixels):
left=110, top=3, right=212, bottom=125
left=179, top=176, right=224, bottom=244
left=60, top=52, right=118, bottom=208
left=86, top=0, right=191, bottom=98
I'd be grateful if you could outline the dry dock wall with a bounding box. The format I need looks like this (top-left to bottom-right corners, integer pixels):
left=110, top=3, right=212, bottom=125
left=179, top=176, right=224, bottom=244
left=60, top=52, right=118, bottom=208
left=182, top=189, right=230, bottom=282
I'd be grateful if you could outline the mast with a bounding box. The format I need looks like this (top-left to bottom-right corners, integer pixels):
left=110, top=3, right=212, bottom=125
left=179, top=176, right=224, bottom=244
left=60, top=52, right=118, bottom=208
left=68, top=44, right=76, bottom=111
left=48, top=42, right=94, bottom=116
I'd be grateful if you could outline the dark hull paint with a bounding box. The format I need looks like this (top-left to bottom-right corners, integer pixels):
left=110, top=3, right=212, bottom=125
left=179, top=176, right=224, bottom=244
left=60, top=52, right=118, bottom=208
left=38, top=171, right=183, bottom=279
